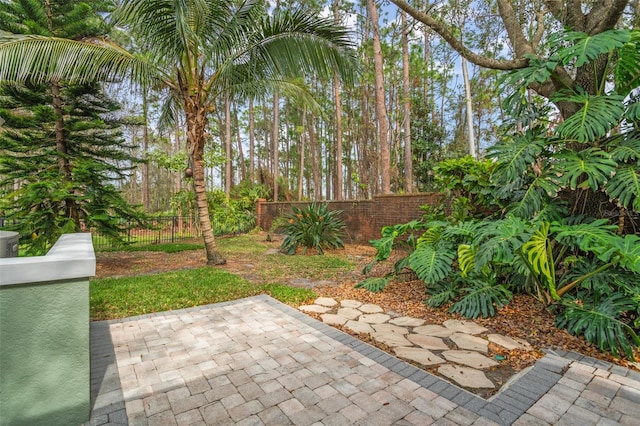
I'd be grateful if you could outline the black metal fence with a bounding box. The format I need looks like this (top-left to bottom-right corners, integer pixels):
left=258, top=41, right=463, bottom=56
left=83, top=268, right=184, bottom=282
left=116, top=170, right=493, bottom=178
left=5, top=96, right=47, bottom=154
left=92, top=215, right=200, bottom=250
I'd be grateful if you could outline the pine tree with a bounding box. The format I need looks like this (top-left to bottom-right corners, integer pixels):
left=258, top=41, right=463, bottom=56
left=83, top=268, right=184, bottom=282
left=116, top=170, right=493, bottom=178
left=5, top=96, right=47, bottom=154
left=0, top=0, right=144, bottom=254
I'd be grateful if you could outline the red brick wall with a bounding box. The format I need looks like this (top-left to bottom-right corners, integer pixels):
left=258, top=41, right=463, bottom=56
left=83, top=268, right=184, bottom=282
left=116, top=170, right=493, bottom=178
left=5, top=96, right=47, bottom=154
left=256, top=193, right=446, bottom=243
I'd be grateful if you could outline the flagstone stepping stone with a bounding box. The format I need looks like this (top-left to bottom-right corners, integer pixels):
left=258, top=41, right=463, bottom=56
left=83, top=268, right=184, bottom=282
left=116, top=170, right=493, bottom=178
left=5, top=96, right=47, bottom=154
left=438, top=365, right=495, bottom=389
left=321, top=313, right=347, bottom=326
left=442, top=320, right=488, bottom=335
left=315, top=297, right=338, bottom=307
left=487, top=334, right=532, bottom=351
left=372, top=331, right=413, bottom=347
left=389, top=316, right=425, bottom=327
left=359, top=303, right=384, bottom=314
left=299, top=305, right=331, bottom=314
left=413, top=325, right=455, bottom=338
left=344, top=320, right=374, bottom=335
left=336, top=307, right=361, bottom=320
left=450, top=333, right=489, bottom=353
left=359, top=313, right=391, bottom=324
left=407, top=334, right=450, bottom=350
left=394, top=347, right=446, bottom=366
left=340, top=299, right=363, bottom=309
left=441, top=350, right=498, bottom=369
left=371, top=323, right=408, bottom=334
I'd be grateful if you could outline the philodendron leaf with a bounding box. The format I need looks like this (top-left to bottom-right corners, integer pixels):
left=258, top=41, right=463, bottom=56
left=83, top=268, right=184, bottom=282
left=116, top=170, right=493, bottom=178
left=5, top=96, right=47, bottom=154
left=554, top=90, right=625, bottom=143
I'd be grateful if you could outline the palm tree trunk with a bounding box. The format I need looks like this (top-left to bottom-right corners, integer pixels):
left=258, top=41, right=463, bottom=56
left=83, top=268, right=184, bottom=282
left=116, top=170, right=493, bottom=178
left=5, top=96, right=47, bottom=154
left=402, top=10, right=413, bottom=193
left=187, top=103, right=225, bottom=265
left=249, top=98, right=255, bottom=182
left=224, top=92, right=232, bottom=195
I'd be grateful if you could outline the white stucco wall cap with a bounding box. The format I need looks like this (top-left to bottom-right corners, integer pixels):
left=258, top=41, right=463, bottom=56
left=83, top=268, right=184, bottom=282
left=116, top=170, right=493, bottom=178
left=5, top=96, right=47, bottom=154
left=0, top=233, right=96, bottom=286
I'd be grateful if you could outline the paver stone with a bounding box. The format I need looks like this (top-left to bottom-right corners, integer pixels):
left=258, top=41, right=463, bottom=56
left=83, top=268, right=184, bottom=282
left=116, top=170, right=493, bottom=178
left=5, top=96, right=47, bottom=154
left=371, top=323, right=408, bottom=335
left=442, top=320, right=488, bottom=335
left=299, top=305, right=331, bottom=314
left=372, top=331, right=413, bottom=347
left=340, top=300, right=363, bottom=308
left=441, top=350, right=498, bottom=369
left=438, top=365, right=495, bottom=389
left=450, top=333, right=488, bottom=353
left=358, top=304, right=384, bottom=314
left=321, top=313, right=348, bottom=326
left=394, top=347, right=446, bottom=366
left=413, top=325, right=455, bottom=338
left=337, top=307, right=362, bottom=320
left=487, top=334, right=532, bottom=351
left=407, top=334, right=450, bottom=351
left=344, top=320, right=374, bottom=335
left=359, top=313, right=391, bottom=324
left=315, top=297, right=338, bottom=307
left=389, top=317, right=425, bottom=327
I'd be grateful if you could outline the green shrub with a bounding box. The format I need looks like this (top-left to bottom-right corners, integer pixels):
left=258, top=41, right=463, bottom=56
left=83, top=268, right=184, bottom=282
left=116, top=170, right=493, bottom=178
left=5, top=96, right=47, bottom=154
left=280, top=203, right=345, bottom=255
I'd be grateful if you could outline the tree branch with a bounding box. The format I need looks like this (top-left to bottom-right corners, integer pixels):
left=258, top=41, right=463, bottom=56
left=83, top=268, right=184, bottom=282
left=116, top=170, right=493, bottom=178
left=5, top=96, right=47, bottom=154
left=390, top=0, right=527, bottom=70
left=496, top=0, right=535, bottom=57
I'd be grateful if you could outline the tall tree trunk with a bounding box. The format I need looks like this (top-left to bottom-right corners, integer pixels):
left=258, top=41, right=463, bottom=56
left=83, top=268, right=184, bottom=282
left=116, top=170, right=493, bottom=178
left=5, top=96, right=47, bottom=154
left=461, top=57, right=477, bottom=159
left=298, top=108, right=307, bottom=201
left=142, top=91, right=151, bottom=212
left=367, top=0, right=391, bottom=194
left=45, top=0, right=79, bottom=227
left=51, top=80, right=79, bottom=227
left=402, top=10, right=413, bottom=192
left=272, top=91, right=280, bottom=201
left=187, top=101, right=225, bottom=265
left=224, top=92, right=232, bottom=195
left=310, top=113, right=321, bottom=200
left=234, top=101, right=246, bottom=182
left=248, top=98, right=255, bottom=182
left=333, top=0, right=344, bottom=200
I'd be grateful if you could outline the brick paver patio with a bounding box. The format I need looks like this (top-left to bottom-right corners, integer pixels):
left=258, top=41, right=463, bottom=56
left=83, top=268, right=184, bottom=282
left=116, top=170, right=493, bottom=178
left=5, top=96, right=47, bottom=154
left=86, top=295, right=640, bottom=425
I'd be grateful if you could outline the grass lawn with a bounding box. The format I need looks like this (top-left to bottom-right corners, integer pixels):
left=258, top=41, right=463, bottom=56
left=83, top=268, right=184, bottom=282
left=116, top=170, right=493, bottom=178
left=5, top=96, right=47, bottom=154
left=90, top=267, right=316, bottom=321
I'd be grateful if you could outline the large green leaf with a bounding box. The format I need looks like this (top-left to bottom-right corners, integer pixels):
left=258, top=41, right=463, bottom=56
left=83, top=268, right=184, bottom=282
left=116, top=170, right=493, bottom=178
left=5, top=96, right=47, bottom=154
left=457, top=244, right=475, bottom=277
left=606, top=165, right=640, bottom=211
left=507, top=172, right=562, bottom=219
left=355, top=277, right=390, bottom=293
left=450, top=278, right=513, bottom=319
left=556, top=148, right=617, bottom=190
left=552, top=219, right=619, bottom=254
left=501, top=54, right=557, bottom=87
left=610, top=135, right=640, bottom=164
left=557, top=294, right=640, bottom=359
left=615, top=30, right=640, bottom=95
left=554, top=90, right=625, bottom=143
left=598, top=234, right=640, bottom=272
left=487, top=127, right=547, bottom=184
left=521, top=222, right=554, bottom=291
left=408, top=244, right=455, bottom=285
left=552, top=30, right=630, bottom=67
left=474, top=216, right=530, bottom=268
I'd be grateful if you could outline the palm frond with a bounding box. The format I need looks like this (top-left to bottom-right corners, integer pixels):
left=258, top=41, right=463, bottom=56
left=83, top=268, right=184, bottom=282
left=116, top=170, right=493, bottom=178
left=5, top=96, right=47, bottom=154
left=0, top=34, right=154, bottom=85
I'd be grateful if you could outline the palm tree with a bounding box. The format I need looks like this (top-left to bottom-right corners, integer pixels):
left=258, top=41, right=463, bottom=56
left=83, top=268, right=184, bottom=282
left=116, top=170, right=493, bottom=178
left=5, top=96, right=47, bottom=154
left=0, top=0, right=356, bottom=264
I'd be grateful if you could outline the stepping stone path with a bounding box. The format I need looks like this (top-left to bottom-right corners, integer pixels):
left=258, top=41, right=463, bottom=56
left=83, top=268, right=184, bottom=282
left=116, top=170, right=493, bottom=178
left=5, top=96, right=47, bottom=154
left=299, top=297, right=534, bottom=392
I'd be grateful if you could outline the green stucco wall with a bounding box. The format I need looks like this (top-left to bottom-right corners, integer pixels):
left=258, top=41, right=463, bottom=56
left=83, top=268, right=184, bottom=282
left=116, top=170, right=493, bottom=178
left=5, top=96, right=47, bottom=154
left=0, top=278, right=90, bottom=426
